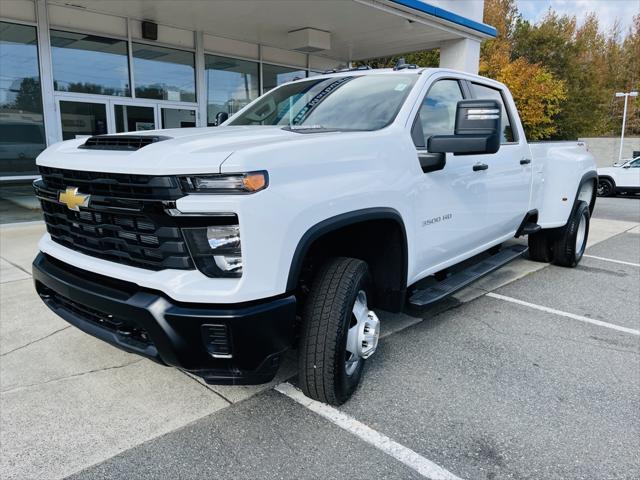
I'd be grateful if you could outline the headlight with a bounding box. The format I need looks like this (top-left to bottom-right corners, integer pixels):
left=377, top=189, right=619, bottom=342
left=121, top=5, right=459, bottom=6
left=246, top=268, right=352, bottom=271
left=181, top=171, right=268, bottom=194
left=183, top=225, right=242, bottom=278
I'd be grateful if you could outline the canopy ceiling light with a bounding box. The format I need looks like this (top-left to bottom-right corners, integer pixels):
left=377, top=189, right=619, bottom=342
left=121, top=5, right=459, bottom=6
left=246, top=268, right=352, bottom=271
left=288, top=28, right=331, bottom=53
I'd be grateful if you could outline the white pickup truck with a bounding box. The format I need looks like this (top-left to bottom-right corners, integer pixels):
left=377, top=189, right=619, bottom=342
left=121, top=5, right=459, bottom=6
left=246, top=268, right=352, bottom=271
left=32, top=67, right=597, bottom=404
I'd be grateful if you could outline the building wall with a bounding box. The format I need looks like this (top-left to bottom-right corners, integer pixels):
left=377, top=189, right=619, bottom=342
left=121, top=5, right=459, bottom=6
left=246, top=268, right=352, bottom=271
left=579, top=137, right=640, bottom=167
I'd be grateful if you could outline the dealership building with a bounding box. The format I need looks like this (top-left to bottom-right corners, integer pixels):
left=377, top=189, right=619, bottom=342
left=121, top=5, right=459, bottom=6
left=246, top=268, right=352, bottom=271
left=0, top=0, right=494, bottom=222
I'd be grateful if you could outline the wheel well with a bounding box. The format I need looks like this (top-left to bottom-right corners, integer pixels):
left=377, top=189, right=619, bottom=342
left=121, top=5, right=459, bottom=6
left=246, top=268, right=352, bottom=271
left=289, top=215, right=408, bottom=312
left=578, top=177, right=600, bottom=211
left=598, top=175, right=615, bottom=186
left=577, top=173, right=598, bottom=214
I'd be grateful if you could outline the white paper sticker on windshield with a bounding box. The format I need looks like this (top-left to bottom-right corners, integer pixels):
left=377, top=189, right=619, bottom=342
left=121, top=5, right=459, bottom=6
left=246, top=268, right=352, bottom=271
left=395, top=83, right=408, bottom=91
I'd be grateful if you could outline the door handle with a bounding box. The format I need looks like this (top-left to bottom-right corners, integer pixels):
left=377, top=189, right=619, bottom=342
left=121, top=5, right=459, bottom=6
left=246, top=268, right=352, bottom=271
left=473, top=163, right=489, bottom=171
left=520, top=158, right=531, bottom=165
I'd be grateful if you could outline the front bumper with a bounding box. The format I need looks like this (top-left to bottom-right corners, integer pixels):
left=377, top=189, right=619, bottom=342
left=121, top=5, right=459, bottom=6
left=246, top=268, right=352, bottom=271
left=33, top=253, right=296, bottom=385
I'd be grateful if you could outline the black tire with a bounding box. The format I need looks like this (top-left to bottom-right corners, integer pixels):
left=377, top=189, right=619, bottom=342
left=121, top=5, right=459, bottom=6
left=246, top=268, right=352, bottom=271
left=552, top=201, right=590, bottom=267
left=298, top=257, right=371, bottom=405
left=528, top=229, right=554, bottom=263
left=597, top=178, right=615, bottom=197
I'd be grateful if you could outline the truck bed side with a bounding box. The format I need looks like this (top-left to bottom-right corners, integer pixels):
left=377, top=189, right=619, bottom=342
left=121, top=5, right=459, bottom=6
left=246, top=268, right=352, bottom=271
left=529, top=142, right=597, bottom=229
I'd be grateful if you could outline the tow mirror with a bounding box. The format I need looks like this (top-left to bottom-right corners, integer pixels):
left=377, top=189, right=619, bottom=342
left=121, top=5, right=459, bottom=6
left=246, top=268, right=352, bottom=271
left=214, top=111, right=229, bottom=126
left=428, top=99, right=501, bottom=155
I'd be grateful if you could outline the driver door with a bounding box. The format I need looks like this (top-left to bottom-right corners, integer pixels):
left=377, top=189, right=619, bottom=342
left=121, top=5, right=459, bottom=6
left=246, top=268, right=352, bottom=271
left=411, top=78, right=489, bottom=275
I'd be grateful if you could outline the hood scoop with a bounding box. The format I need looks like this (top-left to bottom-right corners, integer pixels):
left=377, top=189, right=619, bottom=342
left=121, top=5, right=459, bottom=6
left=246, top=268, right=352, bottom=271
left=78, top=135, right=171, bottom=151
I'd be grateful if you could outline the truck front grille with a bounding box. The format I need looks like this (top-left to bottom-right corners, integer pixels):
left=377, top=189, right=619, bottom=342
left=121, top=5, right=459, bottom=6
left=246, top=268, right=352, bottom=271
left=38, top=166, right=183, bottom=200
left=36, top=167, right=193, bottom=271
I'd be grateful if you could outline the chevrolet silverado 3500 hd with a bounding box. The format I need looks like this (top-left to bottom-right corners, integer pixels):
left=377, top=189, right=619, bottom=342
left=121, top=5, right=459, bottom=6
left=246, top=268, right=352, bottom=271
left=33, top=67, right=597, bottom=405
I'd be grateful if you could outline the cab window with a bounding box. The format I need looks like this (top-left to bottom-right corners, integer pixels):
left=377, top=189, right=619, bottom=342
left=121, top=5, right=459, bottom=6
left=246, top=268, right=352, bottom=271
left=412, top=79, right=463, bottom=148
left=470, top=83, right=515, bottom=143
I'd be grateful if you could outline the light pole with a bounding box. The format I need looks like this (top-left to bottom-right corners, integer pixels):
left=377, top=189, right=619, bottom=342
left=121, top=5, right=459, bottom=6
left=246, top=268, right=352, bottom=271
left=615, top=91, right=638, bottom=163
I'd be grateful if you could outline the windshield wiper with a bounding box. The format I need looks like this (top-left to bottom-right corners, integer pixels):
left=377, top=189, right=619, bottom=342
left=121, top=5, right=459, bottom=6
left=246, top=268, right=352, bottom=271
left=282, top=125, right=343, bottom=134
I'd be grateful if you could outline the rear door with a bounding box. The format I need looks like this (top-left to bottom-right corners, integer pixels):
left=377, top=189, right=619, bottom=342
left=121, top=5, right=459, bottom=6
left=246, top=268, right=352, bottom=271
left=411, top=77, right=490, bottom=274
left=468, top=81, right=532, bottom=237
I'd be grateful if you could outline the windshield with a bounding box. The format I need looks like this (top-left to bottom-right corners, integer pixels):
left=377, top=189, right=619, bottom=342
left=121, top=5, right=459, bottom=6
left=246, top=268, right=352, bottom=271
left=229, top=74, right=418, bottom=131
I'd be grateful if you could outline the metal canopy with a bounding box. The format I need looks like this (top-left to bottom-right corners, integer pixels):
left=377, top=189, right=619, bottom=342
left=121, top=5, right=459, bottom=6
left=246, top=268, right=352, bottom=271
left=54, top=0, right=496, bottom=61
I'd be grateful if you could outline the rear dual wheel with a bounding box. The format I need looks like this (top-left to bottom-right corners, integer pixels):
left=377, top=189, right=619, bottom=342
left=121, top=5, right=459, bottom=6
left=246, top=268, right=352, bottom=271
left=298, top=257, right=380, bottom=405
left=552, top=201, right=590, bottom=267
left=527, top=201, right=590, bottom=267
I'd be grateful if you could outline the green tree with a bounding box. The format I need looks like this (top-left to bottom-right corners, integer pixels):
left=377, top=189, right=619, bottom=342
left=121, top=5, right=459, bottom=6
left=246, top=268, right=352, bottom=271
left=510, top=9, right=638, bottom=139
left=482, top=0, right=566, bottom=140
left=360, top=50, right=439, bottom=69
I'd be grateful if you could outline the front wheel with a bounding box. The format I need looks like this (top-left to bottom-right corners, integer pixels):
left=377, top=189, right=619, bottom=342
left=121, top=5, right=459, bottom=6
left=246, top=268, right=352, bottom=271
left=298, top=257, right=380, bottom=405
left=552, top=201, right=590, bottom=267
left=597, top=178, right=615, bottom=197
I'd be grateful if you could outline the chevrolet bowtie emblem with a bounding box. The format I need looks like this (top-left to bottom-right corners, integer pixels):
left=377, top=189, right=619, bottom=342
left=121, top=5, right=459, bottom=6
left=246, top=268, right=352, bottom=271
left=58, top=187, right=90, bottom=211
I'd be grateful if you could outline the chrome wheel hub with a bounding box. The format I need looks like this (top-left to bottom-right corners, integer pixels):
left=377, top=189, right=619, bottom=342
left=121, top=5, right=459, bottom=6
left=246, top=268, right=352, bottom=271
left=345, top=290, right=380, bottom=375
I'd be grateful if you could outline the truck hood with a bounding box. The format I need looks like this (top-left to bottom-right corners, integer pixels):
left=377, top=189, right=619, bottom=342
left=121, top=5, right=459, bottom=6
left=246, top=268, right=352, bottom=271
left=36, top=126, right=312, bottom=175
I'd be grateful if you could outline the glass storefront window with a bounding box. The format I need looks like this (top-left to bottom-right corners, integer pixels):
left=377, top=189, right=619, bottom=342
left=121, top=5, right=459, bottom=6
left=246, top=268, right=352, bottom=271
left=59, top=101, right=107, bottom=140
left=205, top=54, right=259, bottom=126
left=262, top=64, right=307, bottom=92
left=0, top=22, right=45, bottom=177
left=50, top=30, right=130, bottom=96
left=114, top=104, right=156, bottom=132
left=133, top=43, right=196, bottom=102
left=161, top=108, right=196, bottom=128
left=0, top=22, right=45, bottom=223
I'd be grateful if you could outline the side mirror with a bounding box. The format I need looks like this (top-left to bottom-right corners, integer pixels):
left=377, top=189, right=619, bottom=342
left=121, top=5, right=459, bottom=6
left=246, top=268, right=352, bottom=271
left=623, top=165, right=631, bottom=169
left=214, top=111, right=229, bottom=126
left=428, top=99, right=501, bottom=155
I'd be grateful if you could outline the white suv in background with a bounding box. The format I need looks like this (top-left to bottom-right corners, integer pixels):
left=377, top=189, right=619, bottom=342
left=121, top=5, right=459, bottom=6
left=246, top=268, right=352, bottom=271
left=598, top=157, right=640, bottom=196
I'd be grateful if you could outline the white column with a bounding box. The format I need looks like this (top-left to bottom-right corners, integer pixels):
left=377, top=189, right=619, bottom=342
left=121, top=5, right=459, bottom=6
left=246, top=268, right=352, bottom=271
left=35, top=0, right=58, bottom=144
left=439, top=38, right=480, bottom=74
left=194, top=30, right=207, bottom=127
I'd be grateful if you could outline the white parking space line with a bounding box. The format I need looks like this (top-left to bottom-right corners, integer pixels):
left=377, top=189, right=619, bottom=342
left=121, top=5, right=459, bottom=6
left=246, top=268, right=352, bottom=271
left=275, top=382, right=463, bottom=480
left=486, top=293, right=640, bottom=336
left=583, top=255, right=640, bottom=268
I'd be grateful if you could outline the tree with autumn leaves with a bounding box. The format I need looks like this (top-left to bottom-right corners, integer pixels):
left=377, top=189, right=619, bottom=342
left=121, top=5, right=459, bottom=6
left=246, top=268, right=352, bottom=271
left=491, top=0, right=639, bottom=140
left=482, top=0, right=566, bottom=140
left=363, top=0, right=639, bottom=141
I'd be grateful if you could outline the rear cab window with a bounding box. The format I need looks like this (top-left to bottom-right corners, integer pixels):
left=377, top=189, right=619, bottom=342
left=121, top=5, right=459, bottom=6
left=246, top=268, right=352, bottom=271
left=470, top=82, right=516, bottom=143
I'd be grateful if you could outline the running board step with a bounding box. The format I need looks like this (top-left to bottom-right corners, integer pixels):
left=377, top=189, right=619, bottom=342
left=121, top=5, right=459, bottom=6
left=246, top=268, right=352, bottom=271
left=409, top=244, right=528, bottom=307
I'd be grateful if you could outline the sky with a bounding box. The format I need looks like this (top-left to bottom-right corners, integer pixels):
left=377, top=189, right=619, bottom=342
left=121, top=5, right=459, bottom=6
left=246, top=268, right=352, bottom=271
left=516, top=0, right=639, bottom=35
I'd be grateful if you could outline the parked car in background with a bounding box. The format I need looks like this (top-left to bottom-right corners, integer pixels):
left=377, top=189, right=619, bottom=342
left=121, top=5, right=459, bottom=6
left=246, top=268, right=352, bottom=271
left=598, top=156, right=640, bottom=196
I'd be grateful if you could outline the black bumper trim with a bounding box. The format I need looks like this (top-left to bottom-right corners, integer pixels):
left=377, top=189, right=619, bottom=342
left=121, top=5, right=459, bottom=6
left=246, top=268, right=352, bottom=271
left=33, top=253, right=296, bottom=385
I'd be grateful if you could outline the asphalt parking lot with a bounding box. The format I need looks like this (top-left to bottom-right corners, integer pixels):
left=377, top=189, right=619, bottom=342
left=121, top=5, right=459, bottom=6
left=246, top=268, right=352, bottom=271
left=1, top=196, right=638, bottom=480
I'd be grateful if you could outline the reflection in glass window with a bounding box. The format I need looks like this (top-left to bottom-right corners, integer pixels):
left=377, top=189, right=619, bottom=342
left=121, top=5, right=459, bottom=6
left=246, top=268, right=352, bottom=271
left=205, top=54, right=259, bottom=125
left=162, top=108, right=196, bottom=128
left=50, top=30, right=130, bottom=96
left=59, top=101, right=107, bottom=140
left=0, top=22, right=45, bottom=176
left=262, top=64, right=307, bottom=92
left=133, top=43, right=196, bottom=102
left=471, top=83, right=515, bottom=143
left=230, top=75, right=417, bottom=131
left=415, top=80, right=463, bottom=147
left=114, top=104, right=156, bottom=132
